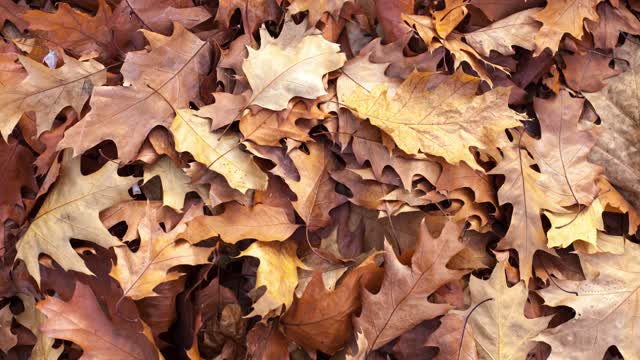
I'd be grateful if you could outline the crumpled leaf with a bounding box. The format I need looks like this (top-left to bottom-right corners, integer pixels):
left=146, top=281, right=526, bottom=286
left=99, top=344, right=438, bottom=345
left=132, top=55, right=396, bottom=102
left=242, top=18, right=346, bottom=110
left=342, top=70, right=522, bottom=170
left=0, top=305, right=16, bottom=353
left=16, top=152, right=138, bottom=284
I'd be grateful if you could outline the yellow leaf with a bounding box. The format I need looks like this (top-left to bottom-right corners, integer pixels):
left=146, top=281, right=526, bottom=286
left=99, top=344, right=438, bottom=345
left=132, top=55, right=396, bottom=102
left=534, top=0, right=603, bottom=54
left=239, top=240, right=306, bottom=318
left=16, top=152, right=138, bottom=284
left=242, top=17, right=346, bottom=110
left=342, top=70, right=523, bottom=170
left=170, top=109, right=268, bottom=193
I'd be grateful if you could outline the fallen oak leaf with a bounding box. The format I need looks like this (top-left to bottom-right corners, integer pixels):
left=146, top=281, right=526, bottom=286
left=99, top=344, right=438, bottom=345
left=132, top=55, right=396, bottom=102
left=535, top=241, right=640, bottom=359
left=465, top=8, right=542, bottom=57
left=16, top=151, right=138, bottom=284
left=37, top=281, right=160, bottom=360
left=281, top=255, right=383, bottom=354
left=170, top=109, right=268, bottom=193
left=142, top=156, right=209, bottom=210
left=242, top=17, right=346, bottom=111
left=342, top=70, right=523, bottom=171
left=281, top=141, right=347, bottom=231
left=457, top=261, right=549, bottom=360
left=16, top=294, right=63, bottom=360
left=59, top=22, right=211, bottom=163
left=355, top=220, right=467, bottom=351
left=489, top=140, right=567, bottom=282
left=178, top=202, right=299, bottom=244
left=110, top=207, right=212, bottom=300
left=0, top=53, right=106, bottom=140
left=583, top=39, right=640, bottom=210
left=240, top=240, right=306, bottom=318
left=23, top=0, right=117, bottom=59
left=533, top=0, right=603, bottom=54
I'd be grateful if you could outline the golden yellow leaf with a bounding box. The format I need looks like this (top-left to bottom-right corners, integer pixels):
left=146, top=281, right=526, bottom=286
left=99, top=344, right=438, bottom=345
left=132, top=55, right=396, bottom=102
left=545, top=178, right=639, bottom=252
left=342, top=70, right=523, bottom=170
left=242, top=18, right=346, bottom=110
left=534, top=0, right=603, bottom=54
left=239, top=240, right=306, bottom=318
left=16, top=152, right=138, bottom=284
left=110, top=208, right=212, bottom=300
left=170, top=109, right=268, bottom=194
left=0, top=54, right=105, bottom=140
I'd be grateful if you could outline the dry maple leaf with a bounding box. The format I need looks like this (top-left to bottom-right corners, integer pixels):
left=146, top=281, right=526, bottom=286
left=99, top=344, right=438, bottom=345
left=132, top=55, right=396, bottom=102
left=281, top=256, right=382, bottom=354
left=170, top=109, right=268, bottom=193
left=342, top=70, right=522, bottom=170
left=281, top=141, right=347, bottom=231
left=528, top=90, right=602, bottom=207
left=23, top=0, right=117, bottom=59
left=459, top=261, right=549, bottom=360
left=59, top=23, right=211, bottom=163
left=178, top=202, right=299, bottom=244
left=535, top=242, right=640, bottom=359
left=533, top=0, right=603, bottom=54
left=465, top=8, right=542, bottom=57
left=16, top=152, right=138, bottom=284
left=38, top=281, right=159, bottom=360
left=110, top=208, right=212, bottom=300
left=242, top=18, right=346, bottom=111
left=0, top=54, right=105, bottom=140
left=240, top=240, right=306, bottom=318
left=355, top=220, right=467, bottom=351
left=143, top=156, right=209, bottom=210
left=583, top=40, right=640, bottom=210
left=489, top=141, right=567, bottom=282
left=15, top=294, right=63, bottom=360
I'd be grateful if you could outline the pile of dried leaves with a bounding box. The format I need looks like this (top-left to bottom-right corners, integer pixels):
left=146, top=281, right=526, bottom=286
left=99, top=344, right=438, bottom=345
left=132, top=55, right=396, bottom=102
left=1, top=0, right=639, bottom=359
